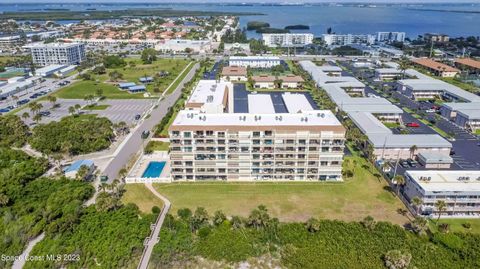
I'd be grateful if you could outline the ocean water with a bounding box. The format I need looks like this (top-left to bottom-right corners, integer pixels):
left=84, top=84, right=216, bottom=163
left=1, top=3, right=479, bottom=38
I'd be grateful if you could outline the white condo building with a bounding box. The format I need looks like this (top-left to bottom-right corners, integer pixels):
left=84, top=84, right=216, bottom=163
left=322, top=34, right=375, bottom=46
left=404, top=170, right=480, bottom=218
left=168, top=80, right=346, bottom=181
left=228, top=56, right=281, bottom=68
left=376, top=32, right=406, bottom=43
left=262, top=33, right=314, bottom=48
left=27, top=42, right=85, bottom=66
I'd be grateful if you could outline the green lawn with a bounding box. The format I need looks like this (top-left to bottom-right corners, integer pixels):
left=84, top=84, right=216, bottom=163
left=54, top=80, right=146, bottom=99
left=145, top=141, right=170, bottom=152
left=122, top=184, right=163, bottom=213
left=83, top=104, right=110, bottom=110
left=150, top=156, right=409, bottom=224
left=383, top=122, right=400, bottom=128
left=428, top=218, right=480, bottom=234
left=165, top=61, right=195, bottom=95
left=440, top=77, right=479, bottom=93
left=53, top=58, right=191, bottom=99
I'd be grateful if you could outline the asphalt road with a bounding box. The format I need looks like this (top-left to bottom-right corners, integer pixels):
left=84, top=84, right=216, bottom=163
left=102, top=62, right=199, bottom=182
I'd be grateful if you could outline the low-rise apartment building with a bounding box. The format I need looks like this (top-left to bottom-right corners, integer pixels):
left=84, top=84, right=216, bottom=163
left=221, top=66, right=247, bottom=82
left=375, top=68, right=403, bottom=81
left=411, top=58, right=459, bottom=78
left=376, top=32, right=406, bottom=43
left=252, top=75, right=276, bottom=89
left=279, top=75, right=304, bottom=89
left=404, top=170, right=480, bottom=218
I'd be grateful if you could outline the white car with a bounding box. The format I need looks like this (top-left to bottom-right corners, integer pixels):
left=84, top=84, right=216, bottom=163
left=425, top=109, right=436, bottom=113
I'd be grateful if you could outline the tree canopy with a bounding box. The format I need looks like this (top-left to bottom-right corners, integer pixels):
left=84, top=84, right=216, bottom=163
left=29, top=115, right=114, bottom=155
left=0, top=115, right=29, bottom=148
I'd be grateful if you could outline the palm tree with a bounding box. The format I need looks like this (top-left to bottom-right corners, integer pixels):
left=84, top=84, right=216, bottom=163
left=397, top=56, right=410, bottom=79
left=435, top=200, right=447, bottom=222
left=393, top=175, right=405, bottom=196
left=32, top=113, right=42, bottom=124
left=409, top=145, right=417, bottom=159
left=411, top=216, right=427, bottom=234
left=84, top=94, right=95, bottom=106
left=68, top=106, right=76, bottom=116
left=29, top=101, right=42, bottom=115
left=21, top=112, right=30, bottom=121
left=47, top=95, right=57, bottom=109
left=411, top=196, right=422, bottom=215
left=118, top=168, right=128, bottom=181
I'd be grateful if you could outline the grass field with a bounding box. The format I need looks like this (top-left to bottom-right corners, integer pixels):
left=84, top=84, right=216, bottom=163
left=165, top=61, right=195, bottom=95
left=54, top=80, right=146, bottom=99
left=122, top=184, right=163, bottom=213
left=145, top=141, right=170, bottom=152
left=53, top=58, right=190, bottom=99
left=149, top=156, right=409, bottom=224
left=428, top=218, right=480, bottom=234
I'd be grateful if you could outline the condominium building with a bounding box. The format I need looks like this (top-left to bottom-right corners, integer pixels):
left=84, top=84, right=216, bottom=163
left=262, top=33, right=314, bottom=48
left=423, top=33, right=450, bottom=43
left=322, top=34, right=375, bottom=46
left=228, top=56, right=281, bottom=68
left=376, top=32, right=406, bottom=43
left=169, top=111, right=345, bottom=181
left=27, top=42, right=85, bottom=66
left=168, top=79, right=346, bottom=181
left=404, top=170, right=480, bottom=218
left=0, top=35, right=24, bottom=50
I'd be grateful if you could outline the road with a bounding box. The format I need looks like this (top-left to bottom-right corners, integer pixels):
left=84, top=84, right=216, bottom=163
left=137, top=183, right=171, bottom=269
left=102, top=62, right=199, bottom=182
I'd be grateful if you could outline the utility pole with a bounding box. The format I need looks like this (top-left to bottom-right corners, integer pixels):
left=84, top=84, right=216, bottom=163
left=429, top=39, right=434, bottom=58
left=392, top=150, right=401, bottom=179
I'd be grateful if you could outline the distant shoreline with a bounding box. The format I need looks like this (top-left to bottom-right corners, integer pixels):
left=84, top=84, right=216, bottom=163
left=407, top=8, right=480, bottom=14
left=0, top=9, right=264, bottom=21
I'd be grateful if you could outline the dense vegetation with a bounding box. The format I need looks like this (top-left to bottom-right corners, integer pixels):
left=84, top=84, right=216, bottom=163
left=0, top=148, right=94, bottom=268
left=284, top=24, right=310, bottom=30
left=0, top=115, right=29, bottom=148
left=150, top=205, right=480, bottom=269
left=29, top=115, right=114, bottom=155
left=25, top=204, right=156, bottom=269
left=246, top=21, right=270, bottom=30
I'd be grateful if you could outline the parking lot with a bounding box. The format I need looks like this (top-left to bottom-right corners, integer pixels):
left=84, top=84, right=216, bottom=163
left=340, top=61, right=480, bottom=171
left=17, top=99, right=155, bottom=126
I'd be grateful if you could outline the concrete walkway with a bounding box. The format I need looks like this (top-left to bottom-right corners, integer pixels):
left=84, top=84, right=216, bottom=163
left=12, top=232, right=45, bottom=269
left=137, top=183, right=171, bottom=269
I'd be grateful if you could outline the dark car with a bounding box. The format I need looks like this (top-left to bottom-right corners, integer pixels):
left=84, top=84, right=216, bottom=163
left=0, top=108, right=10, bottom=113
left=134, top=114, right=141, bottom=120
left=407, top=159, right=418, bottom=167
left=29, top=94, right=39, bottom=99
left=141, top=130, right=150, bottom=139
left=400, top=161, right=409, bottom=168
left=17, top=99, right=29, bottom=105
left=39, top=111, right=51, bottom=116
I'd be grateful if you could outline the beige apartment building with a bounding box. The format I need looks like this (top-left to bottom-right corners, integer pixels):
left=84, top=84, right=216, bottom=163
left=169, top=110, right=345, bottom=181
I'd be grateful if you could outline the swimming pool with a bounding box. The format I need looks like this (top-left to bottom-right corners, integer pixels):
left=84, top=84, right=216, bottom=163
left=142, top=161, right=166, bottom=178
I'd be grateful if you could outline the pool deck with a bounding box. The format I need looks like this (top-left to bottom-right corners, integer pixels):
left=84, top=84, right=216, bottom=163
left=126, top=151, right=171, bottom=183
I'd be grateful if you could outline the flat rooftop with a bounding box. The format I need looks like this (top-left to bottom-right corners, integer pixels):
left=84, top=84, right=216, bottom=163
left=417, top=152, right=453, bottom=164
left=170, top=110, right=344, bottom=131
left=282, top=92, right=314, bottom=113
left=348, top=112, right=392, bottom=135
left=187, top=80, right=232, bottom=108
left=26, top=42, right=83, bottom=49
left=375, top=68, right=403, bottom=74
left=248, top=94, right=275, bottom=114
left=457, top=109, right=480, bottom=120
left=406, top=170, right=480, bottom=192
left=368, top=134, right=452, bottom=149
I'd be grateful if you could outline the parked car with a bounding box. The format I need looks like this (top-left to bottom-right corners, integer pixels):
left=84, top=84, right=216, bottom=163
left=134, top=114, right=141, bottom=120
left=407, top=159, right=418, bottom=167
left=406, top=122, right=420, bottom=128
left=38, top=111, right=51, bottom=116
left=450, top=149, right=455, bottom=155
left=425, top=109, right=436, bottom=113
left=0, top=108, right=10, bottom=113
left=17, top=99, right=29, bottom=105
left=400, top=161, right=409, bottom=168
